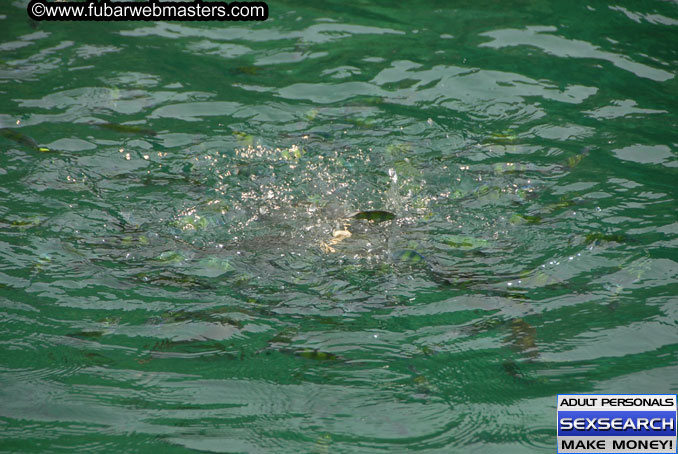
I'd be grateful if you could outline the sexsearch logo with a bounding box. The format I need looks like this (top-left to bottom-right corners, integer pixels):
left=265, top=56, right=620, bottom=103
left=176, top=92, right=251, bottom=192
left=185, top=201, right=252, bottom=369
left=557, top=394, right=677, bottom=453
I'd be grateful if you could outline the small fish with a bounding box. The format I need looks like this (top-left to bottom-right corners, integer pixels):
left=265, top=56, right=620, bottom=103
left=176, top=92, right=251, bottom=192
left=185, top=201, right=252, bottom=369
left=565, top=148, right=589, bottom=169
left=94, top=122, right=157, bottom=136
left=485, top=130, right=518, bottom=144
left=349, top=210, right=396, bottom=223
left=312, top=433, right=332, bottom=454
left=295, top=349, right=340, bottom=361
left=585, top=232, right=628, bottom=244
left=0, top=128, right=50, bottom=152
left=348, top=96, right=384, bottom=106
left=394, top=249, right=425, bottom=264
left=509, top=214, right=542, bottom=225
left=235, top=65, right=261, bottom=76
left=502, top=360, right=525, bottom=378
left=546, top=199, right=576, bottom=212
left=173, top=214, right=209, bottom=231
left=385, top=143, right=412, bottom=156
left=269, top=326, right=299, bottom=345
left=232, top=131, right=253, bottom=147
left=470, top=317, right=506, bottom=333
left=442, top=235, right=489, bottom=250
left=149, top=338, right=230, bottom=356
left=303, top=108, right=319, bottom=122
left=67, top=330, right=105, bottom=339
left=6, top=216, right=45, bottom=229
left=281, top=144, right=303, bottom=160
left=135, top=271, right=214, bottom=290
left=154, top=250, right=186, bottom=264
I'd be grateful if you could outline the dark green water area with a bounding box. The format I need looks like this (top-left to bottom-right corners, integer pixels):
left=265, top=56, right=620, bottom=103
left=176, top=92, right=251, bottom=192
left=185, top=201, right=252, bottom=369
left=1, top=1, right=677, bottom=452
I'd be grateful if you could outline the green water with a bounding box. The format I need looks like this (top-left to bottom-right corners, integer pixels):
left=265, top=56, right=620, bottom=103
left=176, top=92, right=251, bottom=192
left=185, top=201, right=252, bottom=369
left=1, top=1, right=677, bottom=453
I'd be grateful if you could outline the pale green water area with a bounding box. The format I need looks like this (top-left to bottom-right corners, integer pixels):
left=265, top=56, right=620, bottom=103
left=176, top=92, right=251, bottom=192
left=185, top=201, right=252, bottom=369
left=1, top=1, right=678, bottom=453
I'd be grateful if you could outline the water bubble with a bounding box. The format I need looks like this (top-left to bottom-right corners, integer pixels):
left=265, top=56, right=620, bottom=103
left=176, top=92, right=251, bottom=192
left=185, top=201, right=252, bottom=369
left=388, top=168, right=398, bottom=184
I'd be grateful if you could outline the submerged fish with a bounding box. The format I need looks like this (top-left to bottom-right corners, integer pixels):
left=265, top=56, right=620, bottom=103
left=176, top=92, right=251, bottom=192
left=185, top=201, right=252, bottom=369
left=94, top=122, right=157, bottom=136
left=294, top=349, right=341, bottom=361
left=507, top=318, right=538, bottom=358
left=585, top=232, right=628, bottom=244
left=349, top=210, right=396, bottom=223
left=0, top=128, right=50, bottom=152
